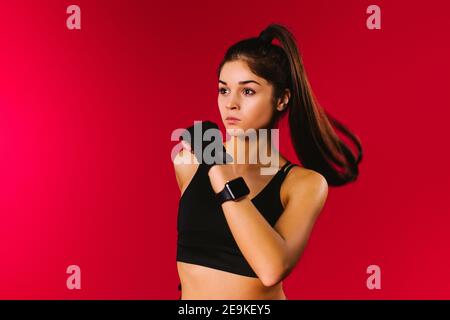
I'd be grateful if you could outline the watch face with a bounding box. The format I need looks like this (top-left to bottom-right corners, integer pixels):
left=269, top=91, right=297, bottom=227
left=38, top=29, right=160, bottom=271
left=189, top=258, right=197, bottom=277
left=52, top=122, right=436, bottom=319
left=225, top=177, right=250, bottom=200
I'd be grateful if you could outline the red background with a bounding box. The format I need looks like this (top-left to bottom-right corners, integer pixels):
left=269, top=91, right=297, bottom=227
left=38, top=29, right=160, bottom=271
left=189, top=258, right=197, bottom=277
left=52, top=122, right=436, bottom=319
left=1, top=0, right=449, bottom=299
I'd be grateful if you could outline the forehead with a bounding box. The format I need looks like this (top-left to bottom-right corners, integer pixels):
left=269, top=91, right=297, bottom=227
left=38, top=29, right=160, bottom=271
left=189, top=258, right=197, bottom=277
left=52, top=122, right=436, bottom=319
left=219, top=60, right=269, bottom=86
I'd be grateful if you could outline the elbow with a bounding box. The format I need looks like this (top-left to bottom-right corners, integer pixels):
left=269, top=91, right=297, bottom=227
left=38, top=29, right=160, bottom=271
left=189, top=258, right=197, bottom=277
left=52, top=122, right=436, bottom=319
left=260, top=275, right=281, bottom=288
left=259, top=246, right=293, bottom=287
left=260, top=270, right=284, bottom=287
left=259, top=262, right=290, bottom=287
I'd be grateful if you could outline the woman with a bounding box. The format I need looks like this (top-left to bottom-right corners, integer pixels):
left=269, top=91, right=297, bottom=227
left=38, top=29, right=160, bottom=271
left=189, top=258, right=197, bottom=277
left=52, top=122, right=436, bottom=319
left=173, top=23, right=363, bottom=300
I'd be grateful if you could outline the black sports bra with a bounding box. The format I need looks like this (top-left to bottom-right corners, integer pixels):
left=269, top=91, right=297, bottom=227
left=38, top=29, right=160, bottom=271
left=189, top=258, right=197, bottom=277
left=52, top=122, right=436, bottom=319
left=176, top=160, right=298, bottom=293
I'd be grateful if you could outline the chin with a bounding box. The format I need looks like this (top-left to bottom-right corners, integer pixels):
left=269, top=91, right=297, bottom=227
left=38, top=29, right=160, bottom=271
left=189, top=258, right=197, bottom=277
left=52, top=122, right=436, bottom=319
left=226, top=127, right=251, bottom=139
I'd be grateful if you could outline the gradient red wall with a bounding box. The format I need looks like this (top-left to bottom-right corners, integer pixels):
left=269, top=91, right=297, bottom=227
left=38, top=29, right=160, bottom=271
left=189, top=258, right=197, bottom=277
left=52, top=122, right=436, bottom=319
left=0, top=0, right=449, bottom=299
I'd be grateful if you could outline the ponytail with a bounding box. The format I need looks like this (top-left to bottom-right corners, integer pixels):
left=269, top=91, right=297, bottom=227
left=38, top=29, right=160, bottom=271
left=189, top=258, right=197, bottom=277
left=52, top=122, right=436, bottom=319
left=218, top=24, right=363, bottom=186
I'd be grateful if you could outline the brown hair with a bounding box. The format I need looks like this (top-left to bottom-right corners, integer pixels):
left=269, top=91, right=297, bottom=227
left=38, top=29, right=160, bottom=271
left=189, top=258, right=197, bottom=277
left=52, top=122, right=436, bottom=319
left=217, top=23, right=363, bottom=186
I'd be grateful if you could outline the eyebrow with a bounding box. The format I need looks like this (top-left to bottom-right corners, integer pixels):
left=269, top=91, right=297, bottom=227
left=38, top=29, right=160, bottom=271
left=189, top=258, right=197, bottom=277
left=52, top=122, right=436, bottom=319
left=218, top=80, right=262, bottom=86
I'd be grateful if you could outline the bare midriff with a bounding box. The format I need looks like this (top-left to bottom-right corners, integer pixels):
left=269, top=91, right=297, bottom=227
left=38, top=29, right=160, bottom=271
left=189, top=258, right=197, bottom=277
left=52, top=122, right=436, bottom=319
left=177, top=261, right=287, bottom=300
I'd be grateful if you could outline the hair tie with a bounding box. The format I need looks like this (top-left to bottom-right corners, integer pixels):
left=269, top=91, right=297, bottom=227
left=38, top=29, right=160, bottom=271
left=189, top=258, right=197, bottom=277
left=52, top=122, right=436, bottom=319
left=258, top=32, right=273, bottom=45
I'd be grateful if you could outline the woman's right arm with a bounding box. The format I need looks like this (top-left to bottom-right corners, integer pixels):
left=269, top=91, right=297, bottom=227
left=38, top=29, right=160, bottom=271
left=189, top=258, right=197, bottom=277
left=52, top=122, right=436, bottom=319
left=173, top=148, right=198, bottom=195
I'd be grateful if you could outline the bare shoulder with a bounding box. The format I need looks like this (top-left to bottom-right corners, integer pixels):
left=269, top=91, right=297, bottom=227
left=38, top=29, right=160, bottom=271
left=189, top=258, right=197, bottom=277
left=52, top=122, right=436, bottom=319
left=280, top=165, right=328, bottom=210
left=275, top=166, right=329, bottom=275
left=172, top=149, right=200, bottom=193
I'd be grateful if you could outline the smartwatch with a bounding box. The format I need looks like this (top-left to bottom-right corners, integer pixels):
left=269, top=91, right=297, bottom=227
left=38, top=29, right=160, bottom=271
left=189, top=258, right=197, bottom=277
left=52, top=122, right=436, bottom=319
left=215, top=177, right=250, bottom=205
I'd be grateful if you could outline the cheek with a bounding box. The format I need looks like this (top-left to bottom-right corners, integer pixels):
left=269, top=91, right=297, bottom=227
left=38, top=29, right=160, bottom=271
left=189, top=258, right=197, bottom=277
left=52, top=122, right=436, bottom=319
left=217, top=94, right=275, bottom=129
left=217, top=97, right=227, bottom=114
left=244, top=100, right=274, bottom=128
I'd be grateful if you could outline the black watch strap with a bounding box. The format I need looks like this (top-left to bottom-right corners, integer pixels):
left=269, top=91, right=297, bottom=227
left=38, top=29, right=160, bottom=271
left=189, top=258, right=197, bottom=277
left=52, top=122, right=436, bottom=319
left=216, top=185, right=234, bottom=204
left=215, top=177, right=250, bottom=205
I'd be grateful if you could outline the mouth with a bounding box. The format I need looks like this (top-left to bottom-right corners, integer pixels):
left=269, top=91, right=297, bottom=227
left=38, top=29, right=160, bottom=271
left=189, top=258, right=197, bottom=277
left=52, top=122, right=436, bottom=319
left=225, top=117, right=241, bottom=122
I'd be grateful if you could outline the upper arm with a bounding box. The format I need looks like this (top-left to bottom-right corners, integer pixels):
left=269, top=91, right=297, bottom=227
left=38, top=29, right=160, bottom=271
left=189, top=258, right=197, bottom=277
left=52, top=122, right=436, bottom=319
left=172, top=148, right=199, bottom=194
left=274, top=169, right=329, bottom=276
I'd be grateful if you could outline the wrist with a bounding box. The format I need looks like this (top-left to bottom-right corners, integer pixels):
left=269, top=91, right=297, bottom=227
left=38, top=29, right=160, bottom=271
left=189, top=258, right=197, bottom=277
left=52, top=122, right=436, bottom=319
left=208, top=166, right=229, bottom=193
left=215, top=176, right=250, bottom=205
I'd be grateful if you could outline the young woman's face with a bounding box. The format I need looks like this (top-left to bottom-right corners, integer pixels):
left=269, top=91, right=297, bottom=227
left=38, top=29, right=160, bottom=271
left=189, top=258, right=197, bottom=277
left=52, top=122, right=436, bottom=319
left=218, top=60, right=279, bottom=135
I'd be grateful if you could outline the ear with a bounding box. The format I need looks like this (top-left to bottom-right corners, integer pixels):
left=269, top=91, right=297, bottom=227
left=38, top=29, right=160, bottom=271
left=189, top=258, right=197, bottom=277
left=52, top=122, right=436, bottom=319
left=276, top=89, right=291, bottom=111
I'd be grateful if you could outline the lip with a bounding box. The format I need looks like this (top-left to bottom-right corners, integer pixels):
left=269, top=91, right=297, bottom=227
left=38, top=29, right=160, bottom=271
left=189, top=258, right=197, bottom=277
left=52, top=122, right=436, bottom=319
left=225, top=117, right=241, bottom=121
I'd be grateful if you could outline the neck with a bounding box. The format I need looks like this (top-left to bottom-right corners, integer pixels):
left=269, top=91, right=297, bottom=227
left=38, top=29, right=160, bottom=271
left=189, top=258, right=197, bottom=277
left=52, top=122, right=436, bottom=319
left=224, top=129, right=281, bottom=175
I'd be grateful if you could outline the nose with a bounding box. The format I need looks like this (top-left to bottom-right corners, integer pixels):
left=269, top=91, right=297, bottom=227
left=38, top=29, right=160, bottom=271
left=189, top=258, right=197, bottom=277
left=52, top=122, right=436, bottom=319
left=225, top=94, right=240, bottom=110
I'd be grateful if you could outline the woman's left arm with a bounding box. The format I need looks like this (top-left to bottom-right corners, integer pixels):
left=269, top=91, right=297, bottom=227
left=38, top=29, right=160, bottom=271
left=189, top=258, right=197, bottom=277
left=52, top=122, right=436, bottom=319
left=208, top=164, right=328, bottom=287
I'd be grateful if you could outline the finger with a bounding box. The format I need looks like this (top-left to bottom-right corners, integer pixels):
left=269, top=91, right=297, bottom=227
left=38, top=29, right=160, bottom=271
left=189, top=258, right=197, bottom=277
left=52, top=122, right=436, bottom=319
left=181, top=140, right=192, bottom=152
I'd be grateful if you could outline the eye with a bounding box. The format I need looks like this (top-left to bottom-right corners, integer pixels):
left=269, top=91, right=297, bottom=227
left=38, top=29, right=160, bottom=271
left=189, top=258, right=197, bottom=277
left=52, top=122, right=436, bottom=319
left=243, top=88, right=255, bottom=96
left=218, top=87, right=228, bottom=95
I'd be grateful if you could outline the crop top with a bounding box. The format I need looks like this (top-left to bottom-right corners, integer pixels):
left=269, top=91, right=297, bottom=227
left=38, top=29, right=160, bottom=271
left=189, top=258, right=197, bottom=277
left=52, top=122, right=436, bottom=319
left=176, top=159, right=298, bottom=294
